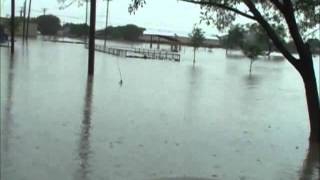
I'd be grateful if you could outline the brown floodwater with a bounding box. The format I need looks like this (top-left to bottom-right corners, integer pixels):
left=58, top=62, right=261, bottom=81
left=1, top=39, right=319, bottom=180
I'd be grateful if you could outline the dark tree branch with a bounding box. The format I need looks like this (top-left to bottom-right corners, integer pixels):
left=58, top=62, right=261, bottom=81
left=269, top=0, right=285, bottom=12
left=282, top=0, right=308, bottom=58
left=182, top=0, right=256, bottom=20
left=243, top=0, right=300, bottom=69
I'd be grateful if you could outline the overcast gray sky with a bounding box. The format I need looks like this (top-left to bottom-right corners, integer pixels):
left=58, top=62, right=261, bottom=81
left=1, top=0, right=223, bottom=37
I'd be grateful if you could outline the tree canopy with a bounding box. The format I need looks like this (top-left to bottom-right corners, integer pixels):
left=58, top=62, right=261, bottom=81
left=189, top=25, right=205, bottom=49
left=307, top=38, right=320, bottom=54
left=189, top=25, right=205, bottom=64
left=37, top=15, right=61, bottom=35
left=221, top=24, right=245, bottom=50
left=130, top=0, right=319, bottom=63
left=97, top=24, right=145, bottom=41
left=240, top=28, right=264, bottom=60
left=63, top=23, right=89, bottom=37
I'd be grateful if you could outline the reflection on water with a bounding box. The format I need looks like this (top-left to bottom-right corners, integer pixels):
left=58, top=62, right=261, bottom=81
left=74, top=76, right=94, bottom=180
left=184, top=66, right=203, bottom=122
left=225, top=52, right=246, bottom=59
left=2, top=55, right=16, bottom=153
left=243, top=74, right=261, bottom=88
left=299, top=143, right=320, bottom=180
left=1, top=54, right=16, bottom=180
left=154, top=177, right=216, bottom=180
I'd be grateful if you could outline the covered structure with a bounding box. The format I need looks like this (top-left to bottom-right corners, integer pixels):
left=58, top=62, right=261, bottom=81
left=140, top=33, right=182, bottom=52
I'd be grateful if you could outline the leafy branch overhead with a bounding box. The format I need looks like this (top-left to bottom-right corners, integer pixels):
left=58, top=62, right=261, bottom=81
left=129, top=1, right=319, bottom=64
left=129, top=1, right=318, bottom=31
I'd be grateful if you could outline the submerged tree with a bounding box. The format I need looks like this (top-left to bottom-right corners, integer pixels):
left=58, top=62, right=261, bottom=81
left=130, top=0, right=320, bottom=142
left=63, top=23, right=89, bottom=37
left=246, top=23, right=286, bottom=58
left=189, top=25, right=205, bottom=65
left=240, top=30, right=264, bottom=74
left=221, top=24, right=245, bottom=54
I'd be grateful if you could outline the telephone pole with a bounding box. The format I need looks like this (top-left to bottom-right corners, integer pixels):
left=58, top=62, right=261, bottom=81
left=88, top=0, right=96, bottom=76
left=103, top=0, right=111, bottom=50
left=11, top=0, right=15, bottom=54
left=85, top=0, right=89, bottom=43
left=20, top=7, right=23, bottom=17
left=26, top=0, right=32, bottom=40
left=42, top=8, right=47, bottom=15
left=85, top=0, right=88, bottom=25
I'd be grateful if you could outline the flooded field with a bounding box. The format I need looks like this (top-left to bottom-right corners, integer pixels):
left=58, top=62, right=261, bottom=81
left=1, top=39, right=319, bottom=180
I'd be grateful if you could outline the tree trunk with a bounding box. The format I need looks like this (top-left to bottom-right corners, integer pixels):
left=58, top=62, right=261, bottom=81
left=10, top=0, right=15, bottom=54
left=299, top=54, right=320, bottom=142
left=88, top=0, right=96, bottom=76
left=193, top=48, right=196, bottom=65
left=299, top=142, right=319, bottom=180
left=249, top=59, right=253, bottom=74
left=193, top=49, right=195, bottom=65
left=267, top=40, right=272, bottom=60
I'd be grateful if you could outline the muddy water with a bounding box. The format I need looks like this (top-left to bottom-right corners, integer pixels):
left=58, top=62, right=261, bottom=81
left=1, top=39, right=319, bottom=180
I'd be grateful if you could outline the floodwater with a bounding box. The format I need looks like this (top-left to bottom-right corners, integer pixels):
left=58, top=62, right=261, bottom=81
left=1, top=39, right=319, bottom=180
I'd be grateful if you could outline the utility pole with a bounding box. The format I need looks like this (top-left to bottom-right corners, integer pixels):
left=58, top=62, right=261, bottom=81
left=20, top=7, right=23, bottom=17
left=103, top=0, right=111, bottom=50
left=88, top=0, right=96, bottom=76
left=42, top=8, right=47, bottom=15
left=11, top=0, right=15, bottom=54
left=22, top=0, right=27, bottom=40
left=85, top=0, right=89, bottom=43
left=26, top=0, right=32, bottom=41
left=85, top=0, right=88, bottom=25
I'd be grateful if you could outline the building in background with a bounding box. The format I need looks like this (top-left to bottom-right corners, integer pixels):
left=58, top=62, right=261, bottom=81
left=0, top=17, right=38, bottom=38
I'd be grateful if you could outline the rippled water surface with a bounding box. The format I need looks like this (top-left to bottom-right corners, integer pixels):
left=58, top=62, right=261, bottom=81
left=1, top=39, right=319, bottom=180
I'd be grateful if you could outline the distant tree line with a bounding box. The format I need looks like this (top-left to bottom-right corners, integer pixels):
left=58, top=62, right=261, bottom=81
left=1, top=15, right=146, bottom=41
left=288, top=39, right=320, bottom=54
left=218, top=23, right=320, bottom=74
left=0, top=15, right=59, bottom=35
left=96, top=24, right=145, bottom=41
left=63, top=23, right=89, bottom=37
left=220, top=23, right=320, bottom=55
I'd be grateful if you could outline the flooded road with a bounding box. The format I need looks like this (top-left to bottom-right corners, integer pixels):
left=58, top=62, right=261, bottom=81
left=1, top=39, right=319, bottom=180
